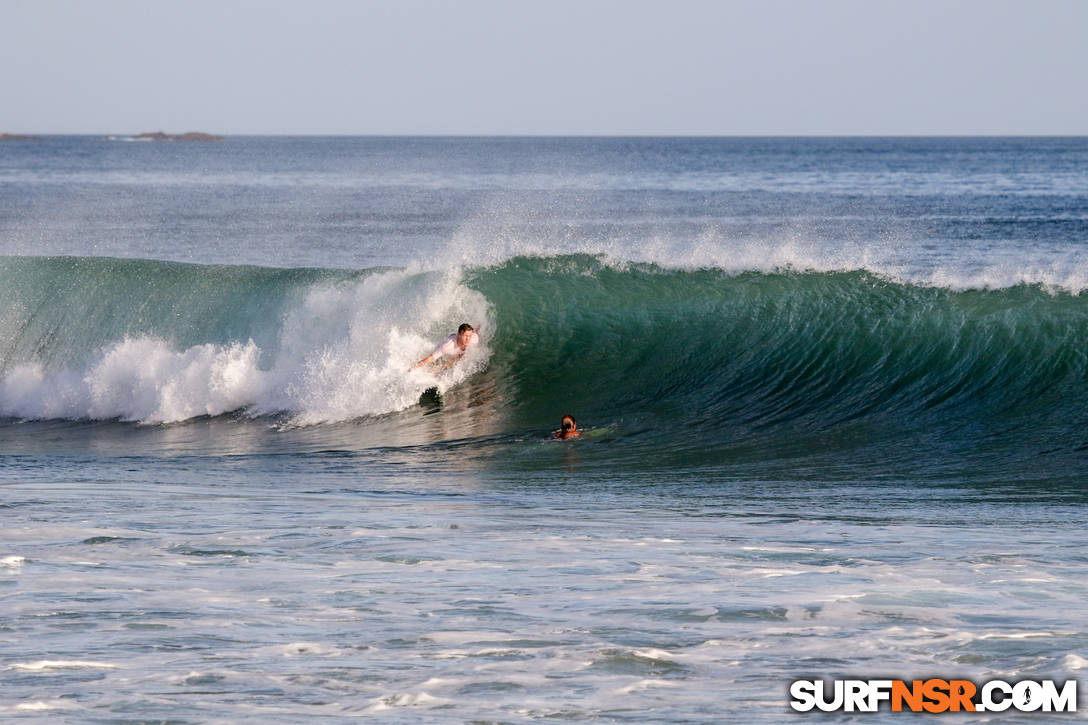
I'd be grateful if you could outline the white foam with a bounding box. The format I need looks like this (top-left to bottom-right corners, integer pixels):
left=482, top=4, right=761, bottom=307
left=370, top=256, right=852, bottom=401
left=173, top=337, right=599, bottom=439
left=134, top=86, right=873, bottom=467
left=614, top=679, right=682, bottom=694
left=8, top=660, right=119, bottom=671
left=260, top=269, right=492, bottom=425
left=630, top=648, right=681, bottom=662
left=0, top=339, right=266, bottom=423
left=12, top=700, right=77, bottom=711
left=369, top=692, right=450, bottom=710
left=1064, top=654, right=1088, bottom=671
left=422, top=631, right=516, bottom=645
left=265, top=642, right=341, bottom=657
left=441, top=208, right=1088, bottom=294
left=0, top=555, right=25, bottom=568
left=977, top=631, right=1056, bottom=640
left=0, top=269, right=492, bottom=425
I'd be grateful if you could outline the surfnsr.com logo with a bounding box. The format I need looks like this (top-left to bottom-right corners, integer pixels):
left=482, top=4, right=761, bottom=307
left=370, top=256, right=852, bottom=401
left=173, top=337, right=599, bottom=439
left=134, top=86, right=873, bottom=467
left=789, top=679, right=1077, bottom=713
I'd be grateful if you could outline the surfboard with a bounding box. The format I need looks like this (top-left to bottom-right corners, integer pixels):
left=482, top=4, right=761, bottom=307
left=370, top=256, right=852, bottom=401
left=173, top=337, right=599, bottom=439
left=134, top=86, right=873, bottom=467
left=418, top=386, right=443, bottom=409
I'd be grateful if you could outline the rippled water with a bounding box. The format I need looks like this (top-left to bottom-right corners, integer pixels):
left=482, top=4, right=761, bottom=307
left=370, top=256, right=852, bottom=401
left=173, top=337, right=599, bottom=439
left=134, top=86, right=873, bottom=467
left=7, top=457, right=1088, bottom=721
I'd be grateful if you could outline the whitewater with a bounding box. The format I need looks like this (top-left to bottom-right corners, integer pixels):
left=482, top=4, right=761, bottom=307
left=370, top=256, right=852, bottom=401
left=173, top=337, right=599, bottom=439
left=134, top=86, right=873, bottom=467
left=2, top=136, right=1087, bottom=723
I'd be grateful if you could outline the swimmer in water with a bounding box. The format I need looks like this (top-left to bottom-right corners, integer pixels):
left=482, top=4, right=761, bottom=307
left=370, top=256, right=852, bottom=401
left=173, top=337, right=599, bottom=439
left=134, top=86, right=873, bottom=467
left=554, top=413, right=581, bottom=440
left=410, top=323, right=478, bottom=372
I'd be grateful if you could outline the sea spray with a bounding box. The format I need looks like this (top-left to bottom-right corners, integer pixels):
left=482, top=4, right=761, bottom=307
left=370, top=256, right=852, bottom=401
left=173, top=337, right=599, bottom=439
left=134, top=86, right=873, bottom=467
left=0, top=257, right=492, bottom=424
left=258, top=268, right=492, bottom=425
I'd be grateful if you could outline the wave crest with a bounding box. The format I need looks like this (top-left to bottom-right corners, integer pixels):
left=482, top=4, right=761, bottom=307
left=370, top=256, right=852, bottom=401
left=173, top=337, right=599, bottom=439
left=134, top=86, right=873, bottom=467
left=1, top=255, right=1085, bottom=442
left=0, top=258, right=492, bottom=424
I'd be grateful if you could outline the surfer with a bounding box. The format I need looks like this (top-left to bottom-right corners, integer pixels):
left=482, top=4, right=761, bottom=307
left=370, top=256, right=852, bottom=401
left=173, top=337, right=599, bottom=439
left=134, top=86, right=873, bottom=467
left=410, top=323, right=478, bottom=372
left=553, top=414, right=581, bottom=440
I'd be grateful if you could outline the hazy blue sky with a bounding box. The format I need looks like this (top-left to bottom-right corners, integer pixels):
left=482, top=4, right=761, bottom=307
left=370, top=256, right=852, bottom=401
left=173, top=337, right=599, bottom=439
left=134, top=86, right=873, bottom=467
left=2, top=0, right=1086, bottom=135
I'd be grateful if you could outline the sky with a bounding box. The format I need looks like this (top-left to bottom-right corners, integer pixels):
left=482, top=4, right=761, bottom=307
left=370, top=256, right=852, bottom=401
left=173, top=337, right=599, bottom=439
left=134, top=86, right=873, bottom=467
left=2, top=0, right=1086, bottom=135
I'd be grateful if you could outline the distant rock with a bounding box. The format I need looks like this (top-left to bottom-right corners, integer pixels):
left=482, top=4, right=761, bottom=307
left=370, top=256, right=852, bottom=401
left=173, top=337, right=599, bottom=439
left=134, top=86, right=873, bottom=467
left=0, top=132, right=41, bottom=140
left=134, top=131, right=225, bottom=142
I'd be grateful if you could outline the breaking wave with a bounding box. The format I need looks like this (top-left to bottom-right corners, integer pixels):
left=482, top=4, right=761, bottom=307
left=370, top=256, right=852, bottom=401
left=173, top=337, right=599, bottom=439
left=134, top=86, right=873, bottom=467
left=1, top=254, right=1086, bottom=469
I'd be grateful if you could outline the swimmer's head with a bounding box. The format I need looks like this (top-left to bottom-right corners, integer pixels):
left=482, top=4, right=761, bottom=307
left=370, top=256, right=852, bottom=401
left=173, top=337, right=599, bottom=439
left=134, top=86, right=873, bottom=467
left=561, top=414, right=576, bottom=432
left=457, top=323, right=476, bottom=347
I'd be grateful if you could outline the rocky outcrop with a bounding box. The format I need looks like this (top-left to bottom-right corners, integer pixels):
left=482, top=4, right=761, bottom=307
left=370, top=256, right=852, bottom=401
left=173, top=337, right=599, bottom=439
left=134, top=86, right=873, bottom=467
left=135, top=131, right=225, bottom=141
left=0, top=132, right=41, bottom=140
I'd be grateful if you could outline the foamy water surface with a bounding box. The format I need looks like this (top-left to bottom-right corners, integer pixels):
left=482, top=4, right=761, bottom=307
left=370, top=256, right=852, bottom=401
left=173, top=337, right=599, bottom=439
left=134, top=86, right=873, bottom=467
left=6, top=464, right=1087, bottom=722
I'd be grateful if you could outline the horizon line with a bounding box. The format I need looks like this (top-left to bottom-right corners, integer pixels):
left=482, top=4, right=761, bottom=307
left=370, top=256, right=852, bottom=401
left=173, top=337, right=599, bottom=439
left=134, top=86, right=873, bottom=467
left=5, top=132, right=1088, bottom=139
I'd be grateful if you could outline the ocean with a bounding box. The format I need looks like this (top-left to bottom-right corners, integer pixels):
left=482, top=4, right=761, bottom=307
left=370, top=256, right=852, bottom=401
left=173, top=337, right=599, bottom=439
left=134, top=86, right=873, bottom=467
left=2, top=136, right=1087, bottom=722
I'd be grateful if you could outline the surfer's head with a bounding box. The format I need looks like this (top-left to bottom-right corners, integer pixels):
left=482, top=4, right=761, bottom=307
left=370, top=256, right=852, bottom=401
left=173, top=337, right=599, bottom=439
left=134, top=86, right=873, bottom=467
left=555, top=414, right=580, bottom=439
left=456, top=323, right=476, bottom=349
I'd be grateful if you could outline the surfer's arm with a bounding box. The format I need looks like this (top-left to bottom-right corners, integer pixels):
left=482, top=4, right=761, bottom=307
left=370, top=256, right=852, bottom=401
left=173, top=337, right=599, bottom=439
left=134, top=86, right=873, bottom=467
left=432, top=353, right=464, bottom=371
left=409, top=353, right=436, bottom=371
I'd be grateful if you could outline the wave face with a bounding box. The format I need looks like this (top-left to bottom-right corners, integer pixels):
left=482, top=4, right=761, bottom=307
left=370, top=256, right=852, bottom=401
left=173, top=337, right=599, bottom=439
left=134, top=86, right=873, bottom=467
left=468, top=256, right=1088, bottom=470
left=0, top=256, right=492, bottom=424
left=2, top=254, right=1086, bottom=472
